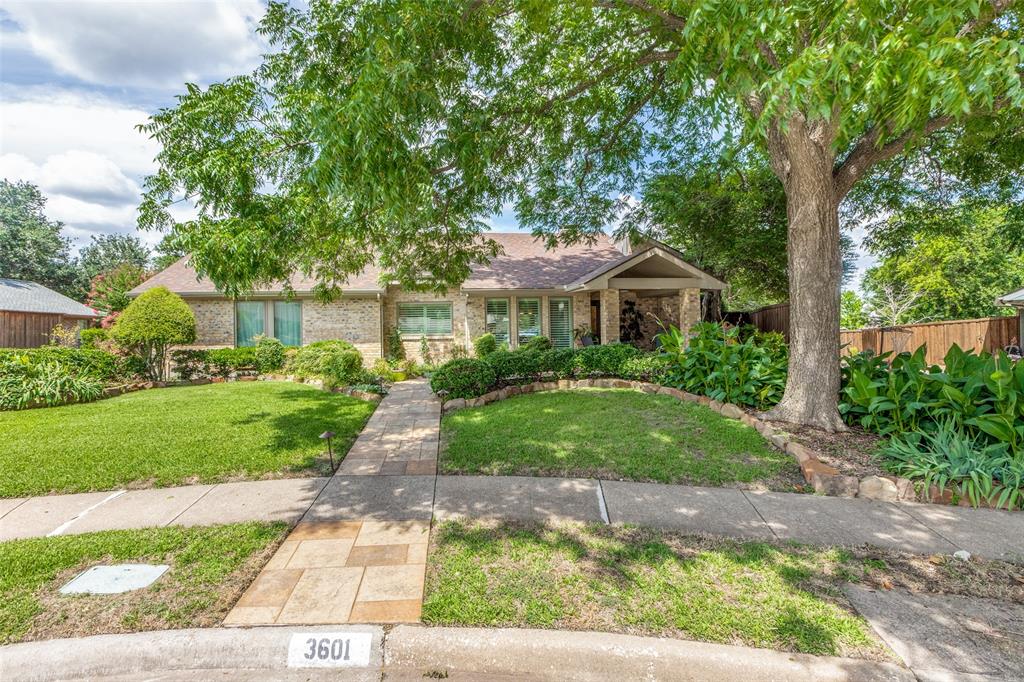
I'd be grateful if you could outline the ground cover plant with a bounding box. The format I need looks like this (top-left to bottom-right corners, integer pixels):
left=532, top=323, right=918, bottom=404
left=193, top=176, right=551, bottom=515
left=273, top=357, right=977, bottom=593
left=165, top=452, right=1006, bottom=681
left=424, top=521, right=1024, bottom=658
left=0, top=381, right=376, bottom=497
left=0, top=522, right=286, bottom=644
left=440, top=389, right=800, bottom=488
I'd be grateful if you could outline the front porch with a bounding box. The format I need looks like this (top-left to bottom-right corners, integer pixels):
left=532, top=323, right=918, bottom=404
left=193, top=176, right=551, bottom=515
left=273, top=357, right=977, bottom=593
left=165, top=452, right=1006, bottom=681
left=569, top=242, right=725, bottom=349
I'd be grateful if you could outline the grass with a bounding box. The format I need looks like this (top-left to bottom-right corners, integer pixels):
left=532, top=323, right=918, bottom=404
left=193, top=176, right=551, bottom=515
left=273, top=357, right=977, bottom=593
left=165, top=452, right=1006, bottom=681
left=0, top=522, right=287, bottom=644
left=0, top=382, right=377, bottom=497
left=440, top=389, right=800, bottom=487
left=423, top=520, right=887, bottom=658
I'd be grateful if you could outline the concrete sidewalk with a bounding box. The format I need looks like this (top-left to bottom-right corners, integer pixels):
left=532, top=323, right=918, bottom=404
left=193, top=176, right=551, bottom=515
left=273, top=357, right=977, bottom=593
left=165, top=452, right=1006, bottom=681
left=0, top=477, right=328, bottom=541
left=1, top=625, right=913, bottom=682
left=6, top=473, right=1024, bottom=563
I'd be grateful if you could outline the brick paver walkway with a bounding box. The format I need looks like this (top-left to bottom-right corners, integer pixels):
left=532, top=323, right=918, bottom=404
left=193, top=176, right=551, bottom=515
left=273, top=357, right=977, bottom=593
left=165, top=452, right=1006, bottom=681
left=225, top=378, right=440, bottom=626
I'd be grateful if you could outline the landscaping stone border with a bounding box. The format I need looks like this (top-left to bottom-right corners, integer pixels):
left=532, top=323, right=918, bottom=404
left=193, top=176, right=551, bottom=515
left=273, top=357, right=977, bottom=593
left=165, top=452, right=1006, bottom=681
left=96, top=375, right=384, bottom=403
left=439, top=379, right=1014, bottom=511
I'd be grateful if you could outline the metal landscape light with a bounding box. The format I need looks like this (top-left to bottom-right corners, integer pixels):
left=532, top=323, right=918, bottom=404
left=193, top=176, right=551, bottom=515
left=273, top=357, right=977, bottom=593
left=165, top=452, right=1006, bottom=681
left=320, top=431, right=336, bottom=470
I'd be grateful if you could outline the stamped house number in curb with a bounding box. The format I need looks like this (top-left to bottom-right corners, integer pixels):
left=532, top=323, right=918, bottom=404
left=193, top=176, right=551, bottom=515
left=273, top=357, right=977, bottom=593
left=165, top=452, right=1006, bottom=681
left=286, top=632, right=373, bottom=668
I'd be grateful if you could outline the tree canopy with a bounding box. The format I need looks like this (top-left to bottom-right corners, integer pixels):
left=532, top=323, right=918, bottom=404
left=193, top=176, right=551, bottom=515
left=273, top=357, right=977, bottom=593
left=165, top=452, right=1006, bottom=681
left=139, top=0, right=1024, bottom=427
left=0, top=180, right=85, bottom=298
left=79, top=234, right=151, bottom=279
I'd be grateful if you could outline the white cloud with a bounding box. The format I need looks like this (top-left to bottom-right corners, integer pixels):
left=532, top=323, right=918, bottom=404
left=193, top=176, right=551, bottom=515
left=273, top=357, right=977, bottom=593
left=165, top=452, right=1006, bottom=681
left=4, top=150, right=140, bottom=205
left=3, top=0, right=265, bottom=88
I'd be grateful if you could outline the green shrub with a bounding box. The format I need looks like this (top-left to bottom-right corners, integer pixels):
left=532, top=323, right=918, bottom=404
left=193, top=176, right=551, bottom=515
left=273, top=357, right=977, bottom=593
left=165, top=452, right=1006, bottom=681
left=371, top=357, right=394, bottom=380
left=522, top=335, right=552, bottom=352
left=473, top=333, right=498, bottom=358
left=573, top=343, right=643, bottom=377
left=419, top=336, right=434, bottom=366
left=537, top=348, right=576, bottom=378
left=0, top=356, right=103, bottom=410
left=483, top=349, right=542, bottom=383
left=208, top=347, right=258, bottom=378
left=79, top=327, right=110, bottom=349
left=287, top=340, right=364, bottom=388
left=112, top=287, right=196, bottom=381
left=430, top=358, right=497, bottom=399
left=658, top=323, right=787, bottom=410
left=0, top=346, right=124, bottom=382
left=170, top=349, right=209, bottom=380
left=386, top=327, right=406, bottom=362
left=255, top=336, right=286, bottom=373
left=619, top=353, right=671, bottom=383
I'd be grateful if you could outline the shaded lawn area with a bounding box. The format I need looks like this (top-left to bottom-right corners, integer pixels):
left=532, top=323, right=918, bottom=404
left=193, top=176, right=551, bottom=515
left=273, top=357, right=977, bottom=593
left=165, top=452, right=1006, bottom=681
left=440, top=389, right=801, bottom=488
left=425, top=521, right=1024, bottom=658
left=0, top=522, right=287, bottom=644
left=423, top=520, right=885, bottom=658
left=1, top=382, right=377, bottom=497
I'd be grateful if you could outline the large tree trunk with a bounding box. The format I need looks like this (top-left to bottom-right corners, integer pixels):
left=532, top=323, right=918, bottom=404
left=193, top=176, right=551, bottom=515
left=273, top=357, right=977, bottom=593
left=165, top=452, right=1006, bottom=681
left=763, top=122, right=846, bottom=431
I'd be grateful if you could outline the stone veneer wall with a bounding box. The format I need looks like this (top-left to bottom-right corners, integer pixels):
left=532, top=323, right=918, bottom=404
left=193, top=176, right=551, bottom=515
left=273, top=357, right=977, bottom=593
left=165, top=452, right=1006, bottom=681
left=302, top=296, right=383, bottom=363
left=620, top=290, right=681, bottom=349
left=679, top=288, right=701, bottom=333
left=599, top=289, right=620, bottom=344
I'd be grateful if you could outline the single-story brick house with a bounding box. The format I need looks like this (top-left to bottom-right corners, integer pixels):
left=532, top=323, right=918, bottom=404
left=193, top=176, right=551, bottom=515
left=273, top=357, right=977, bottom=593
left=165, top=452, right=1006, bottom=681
left=129, top=233, right=725, bottom=363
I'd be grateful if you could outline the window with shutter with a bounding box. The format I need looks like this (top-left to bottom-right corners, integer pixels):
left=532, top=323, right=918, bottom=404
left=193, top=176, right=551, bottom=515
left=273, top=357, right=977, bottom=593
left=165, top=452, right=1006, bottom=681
left=485, top=299, right=510, bottom=344
left=548, top=297, right=573, bottom=349
left=398, top=302, right=452, bottom=335
left=517, top=298, right=541, bottom=345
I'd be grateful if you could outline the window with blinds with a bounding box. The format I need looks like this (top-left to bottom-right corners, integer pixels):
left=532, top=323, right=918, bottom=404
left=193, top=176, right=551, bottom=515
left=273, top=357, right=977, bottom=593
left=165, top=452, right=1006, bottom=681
left=517, top=298, right=541, bottom=345
left=485, top=298, right=510, bottom=344
left=548, top=297, right=573, bottom=349
left=398, top=302, right=453, bottom=335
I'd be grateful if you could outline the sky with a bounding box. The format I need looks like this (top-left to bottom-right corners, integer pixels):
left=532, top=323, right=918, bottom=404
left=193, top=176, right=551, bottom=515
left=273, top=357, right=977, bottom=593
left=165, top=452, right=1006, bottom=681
left=0, top=0, right=869, bottom=288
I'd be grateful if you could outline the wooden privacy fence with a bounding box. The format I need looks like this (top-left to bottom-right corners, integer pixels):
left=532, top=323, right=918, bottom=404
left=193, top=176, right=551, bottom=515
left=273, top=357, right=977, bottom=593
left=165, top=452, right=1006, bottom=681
left=0, top=312, right=88, bottom=348
left=746, top=303, right=1021, bottom=365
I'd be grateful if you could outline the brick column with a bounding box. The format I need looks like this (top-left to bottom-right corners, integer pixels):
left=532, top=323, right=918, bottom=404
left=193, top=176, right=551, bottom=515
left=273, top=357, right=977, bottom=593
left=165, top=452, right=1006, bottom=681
left=679, top=288, right=701, bottom=333
left=599, top=288, right=620, bottom=344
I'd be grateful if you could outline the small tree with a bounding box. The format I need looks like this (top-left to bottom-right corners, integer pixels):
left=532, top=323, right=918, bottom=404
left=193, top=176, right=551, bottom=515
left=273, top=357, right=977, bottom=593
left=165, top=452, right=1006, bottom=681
left=112, top=287, right=195, bottom=380
left=840, top=291, right=869, bottom=330
left=87, top=264, right=150, bottom=315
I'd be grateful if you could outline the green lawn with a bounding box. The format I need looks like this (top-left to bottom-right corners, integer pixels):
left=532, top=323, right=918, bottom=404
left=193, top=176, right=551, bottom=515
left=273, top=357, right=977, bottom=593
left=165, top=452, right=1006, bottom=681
left=440, top=389, right=800, bottom=487
left=0, top=382, right=377, bottom=497
left=423, top=520, right=887, bottom=658
left=0, top=522, right=287, bottom=644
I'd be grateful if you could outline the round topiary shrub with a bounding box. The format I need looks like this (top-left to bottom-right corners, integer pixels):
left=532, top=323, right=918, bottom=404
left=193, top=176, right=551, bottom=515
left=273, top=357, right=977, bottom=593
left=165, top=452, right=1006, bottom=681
left=111, top=286, right=196, bottom=381
left=430, top=358, right=496, bottom=399
left=255, top=336, right=286, bottom=373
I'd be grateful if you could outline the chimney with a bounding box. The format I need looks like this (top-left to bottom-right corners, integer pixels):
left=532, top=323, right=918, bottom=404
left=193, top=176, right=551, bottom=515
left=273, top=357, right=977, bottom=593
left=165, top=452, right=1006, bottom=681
left=614, top=235, right=631, bottom=255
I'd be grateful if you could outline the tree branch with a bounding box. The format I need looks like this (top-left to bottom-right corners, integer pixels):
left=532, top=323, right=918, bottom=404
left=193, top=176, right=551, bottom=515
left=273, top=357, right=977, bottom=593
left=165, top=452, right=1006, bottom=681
left=957, top=0, right=1015, bottom=37
left=593, top=0, right=687, bottom=32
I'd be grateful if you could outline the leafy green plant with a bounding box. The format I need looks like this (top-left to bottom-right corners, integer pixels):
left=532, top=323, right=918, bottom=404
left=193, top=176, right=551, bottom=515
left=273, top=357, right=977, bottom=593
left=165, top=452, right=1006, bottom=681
left=111, top=287, right=196, bottom=381
left=170, top=349, right=209, bottom=380
left=483, top=349, right=542, bottom=384
left=430, top=358, right=497, bottom=399
left=522, top=335, right=552, bottom=352
left=658, top=323, right=787, bottom=410
left=255, top=336, right=286, bottom=373
left=0, top=346, right=125, bottom=383
left=881, top=421, right=1023, bottom=509
left=419, top=336, right=434, bottom=366
left=386, top=327, right=406, bottom=362
left=0, top=357, right=103, bottom=410
left=473, top=333, right=498, bottom=358
left=537, top=348, right=576, bottom=379
left=286, top=340, right=364, bottom=388
left=619, top=354, right=671, bottom=383
left=573, top=343, right=643, bottom=377
left=208, top=348, right=258, bottom=378
left=78, top=327, right=110, bottom=349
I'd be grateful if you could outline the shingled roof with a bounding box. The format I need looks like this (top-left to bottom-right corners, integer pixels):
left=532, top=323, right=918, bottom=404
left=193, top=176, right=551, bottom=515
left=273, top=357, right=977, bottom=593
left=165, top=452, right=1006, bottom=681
left=130, top=233, right=631, bottom=296
left=0, top=279, right=99, bottom=317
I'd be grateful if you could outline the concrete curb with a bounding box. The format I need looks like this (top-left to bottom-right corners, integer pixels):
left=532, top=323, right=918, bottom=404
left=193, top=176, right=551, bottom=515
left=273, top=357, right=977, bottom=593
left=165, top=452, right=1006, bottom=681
left=384, top=626, right=915, bottom=682
left=1, top=626, right=384, bottom=682
left=0, top=625, right=914, bottom=682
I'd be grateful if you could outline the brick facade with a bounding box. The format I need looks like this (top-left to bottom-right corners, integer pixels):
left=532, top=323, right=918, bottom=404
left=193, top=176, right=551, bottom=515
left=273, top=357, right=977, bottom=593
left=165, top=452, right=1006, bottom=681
left=188, top=299, right=234, bottom=347
left=302, top=296, right=383, bottom=362
left=382, top=287, right=469, bottom=363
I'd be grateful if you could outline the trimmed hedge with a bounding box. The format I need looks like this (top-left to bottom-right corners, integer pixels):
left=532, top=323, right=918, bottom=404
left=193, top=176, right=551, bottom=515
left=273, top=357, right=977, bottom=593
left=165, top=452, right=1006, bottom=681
left=432, top=343, right=651, bottom=398
left=430, top=358, right=497, bottom=399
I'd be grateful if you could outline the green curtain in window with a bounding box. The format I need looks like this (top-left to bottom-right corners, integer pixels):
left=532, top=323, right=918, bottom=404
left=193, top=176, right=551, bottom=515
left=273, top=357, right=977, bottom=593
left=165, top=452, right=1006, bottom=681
left=235, top=301, right=264, bottom=347
left=549, top=298, right=573, bottom=349
left=274, top=301, right=302, bottom=346
left=485, top=299, right=510, bottom=344
left=517, top=298, right=540, bottom=345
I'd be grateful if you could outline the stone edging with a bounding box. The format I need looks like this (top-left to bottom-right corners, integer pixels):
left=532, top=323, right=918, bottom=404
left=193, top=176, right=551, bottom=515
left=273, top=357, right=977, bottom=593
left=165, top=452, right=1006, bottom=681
left=440, top=378, right=1009, bottom=510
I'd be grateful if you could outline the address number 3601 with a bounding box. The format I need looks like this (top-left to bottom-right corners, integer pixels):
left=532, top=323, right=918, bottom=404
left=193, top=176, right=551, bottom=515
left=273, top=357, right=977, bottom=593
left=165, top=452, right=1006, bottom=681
left=287, top=632, right=373, bottom=668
